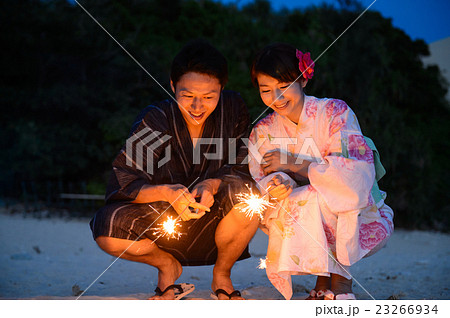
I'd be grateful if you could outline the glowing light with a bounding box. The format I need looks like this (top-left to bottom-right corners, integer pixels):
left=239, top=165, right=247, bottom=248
left=258, top=257, right=267, bottom=269
left=152, top=216, right=183, bottom=240
left=236, top=185, right=275, bottom=219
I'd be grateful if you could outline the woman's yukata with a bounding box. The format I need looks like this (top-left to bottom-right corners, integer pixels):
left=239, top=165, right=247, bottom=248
left=249, top=95, right=394, bottom=299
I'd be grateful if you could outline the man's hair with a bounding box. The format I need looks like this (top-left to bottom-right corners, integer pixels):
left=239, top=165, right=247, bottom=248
left=171, top=39, right=228, bottom=89
left=251, top=42, right=301, bottom=87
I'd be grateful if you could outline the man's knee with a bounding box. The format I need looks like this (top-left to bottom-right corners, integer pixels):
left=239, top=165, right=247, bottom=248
left=96, top=236, right=157, bottom=257
left=95, top=236, right=120, bottom=254
left=228, top=207, right=260, bottom=227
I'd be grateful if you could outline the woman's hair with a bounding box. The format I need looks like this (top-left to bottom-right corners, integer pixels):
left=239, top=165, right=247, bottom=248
left=251, top=43, right=301, bottom=87
left=170, top=39, right=228, bottom=89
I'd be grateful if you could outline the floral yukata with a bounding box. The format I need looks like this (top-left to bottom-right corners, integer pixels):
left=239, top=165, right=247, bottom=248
left=248, top=95, right=394, bottom=299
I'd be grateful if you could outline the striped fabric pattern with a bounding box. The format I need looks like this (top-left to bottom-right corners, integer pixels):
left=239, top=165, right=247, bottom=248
left=90, top=90, right=256, bottom=265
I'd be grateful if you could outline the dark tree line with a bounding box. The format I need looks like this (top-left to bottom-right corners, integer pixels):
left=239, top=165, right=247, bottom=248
left=1, top=0, right=449, bottom=230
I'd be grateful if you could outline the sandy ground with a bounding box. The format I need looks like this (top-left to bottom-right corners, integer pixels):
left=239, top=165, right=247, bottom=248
left=0, top=212, right=449, bottom=300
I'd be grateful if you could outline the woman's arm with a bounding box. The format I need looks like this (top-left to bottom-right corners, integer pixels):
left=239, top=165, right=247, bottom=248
left=261, top=151, right=311, bottom=180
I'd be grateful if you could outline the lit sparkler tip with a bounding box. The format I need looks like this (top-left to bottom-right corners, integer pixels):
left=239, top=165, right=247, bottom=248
left=162, top=217, right=177, bottom=235
left=236, top=185, right=275, bottom=219
left=257, top=257, right=267, bottom=269
left=152, top=216, right=183, bottom=240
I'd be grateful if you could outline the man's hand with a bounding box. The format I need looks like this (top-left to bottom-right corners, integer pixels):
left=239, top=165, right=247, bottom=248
left=191, top=179, right=221, bottom=213
left=267, top=174, right=292, bottom=201
left=164, top=184, right=210, bottom=221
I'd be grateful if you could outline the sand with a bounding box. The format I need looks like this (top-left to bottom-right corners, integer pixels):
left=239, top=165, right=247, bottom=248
left=0, top=212, right=449, bottom=300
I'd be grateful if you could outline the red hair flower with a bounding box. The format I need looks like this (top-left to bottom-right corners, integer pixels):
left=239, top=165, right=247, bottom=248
left=296, top=49, right=315, bottom=79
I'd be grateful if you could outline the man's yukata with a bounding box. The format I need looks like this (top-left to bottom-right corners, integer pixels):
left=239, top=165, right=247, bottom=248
left=90, top=91, right=256, bottom=266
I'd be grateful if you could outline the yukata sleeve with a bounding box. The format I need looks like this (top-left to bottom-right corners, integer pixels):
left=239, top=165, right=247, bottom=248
left=248, top=123, right=270, bottom=185
left=248, top=116, right=295, bottom=193
left=105, top=107, right=170, bottom=203
left=307, top=100, right=376, bottom=213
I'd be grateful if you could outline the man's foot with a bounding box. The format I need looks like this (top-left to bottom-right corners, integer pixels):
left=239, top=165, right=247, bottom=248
left=211, top=289, right=242, bottom=300
left=153, top=283, right=195, bottom=300
left=148, top=257, right=183, bottom=300
left=211, top=269, right=244, bottom=300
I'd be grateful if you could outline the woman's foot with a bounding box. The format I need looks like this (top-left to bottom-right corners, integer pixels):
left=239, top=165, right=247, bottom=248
left=330, top=274, right=354, bottom=300
left=306, top=275, right=331, bottom=300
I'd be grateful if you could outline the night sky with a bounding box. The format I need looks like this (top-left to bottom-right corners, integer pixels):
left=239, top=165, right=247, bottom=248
left=217, top=0, right=450, bottom=44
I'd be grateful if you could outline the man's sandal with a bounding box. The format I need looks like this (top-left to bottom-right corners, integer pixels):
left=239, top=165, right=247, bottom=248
left=210, top=289, right=243, bottom=300
left=152, top=283, right=195, bottom=300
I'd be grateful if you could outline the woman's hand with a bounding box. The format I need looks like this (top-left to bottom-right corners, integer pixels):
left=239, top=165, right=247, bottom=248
left=163, top=184, right=210, bottom=221
left=261, top=150, right=295, bottom=175
left=191, top=179, right=221, bottom=213
left=261, top=150, right=311, bottom=179
left=267, top=174, right=292, bottom=201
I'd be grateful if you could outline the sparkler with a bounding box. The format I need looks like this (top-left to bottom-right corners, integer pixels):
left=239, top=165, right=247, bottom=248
left=236, top=185, right=275, bottom=219
left=257, top=257, right=267, bottom=269
left=152, top=216, right=183, bottom=240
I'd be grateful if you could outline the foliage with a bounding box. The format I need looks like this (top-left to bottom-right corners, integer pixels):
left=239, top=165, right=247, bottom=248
left=1, top=0, right=448, bottom=230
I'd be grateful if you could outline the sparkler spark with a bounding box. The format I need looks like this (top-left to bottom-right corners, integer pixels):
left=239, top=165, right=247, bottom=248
left=236, top=185, right=275, bottom=218
left=152, top=216, right=183, bottom=240
left=257, top=257, right=267, bottom=269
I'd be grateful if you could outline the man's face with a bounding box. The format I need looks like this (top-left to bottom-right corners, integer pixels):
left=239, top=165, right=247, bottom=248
left=171, top=72, right=222, bottom=131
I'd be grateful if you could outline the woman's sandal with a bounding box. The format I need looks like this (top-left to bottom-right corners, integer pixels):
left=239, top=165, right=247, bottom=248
left=306, top=289, right=333, bottom=300
left=210, top=288, right=243, bottom=300
left=333, top=292, right=356, bottom=300
left=152, top=283, right=195, bottom=300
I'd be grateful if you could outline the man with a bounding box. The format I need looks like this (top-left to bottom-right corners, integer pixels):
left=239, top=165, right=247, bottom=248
left=90, top=40, right=259, bottom=300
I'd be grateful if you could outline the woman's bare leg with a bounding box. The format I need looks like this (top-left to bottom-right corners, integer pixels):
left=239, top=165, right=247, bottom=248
left=331, top=274, right=353, bottom=296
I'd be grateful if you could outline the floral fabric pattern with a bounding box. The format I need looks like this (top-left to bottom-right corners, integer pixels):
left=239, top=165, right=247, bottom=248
left=248, top=95, right=394, bottom=300
left=329, top=116, right=346, bottom=137
left=348, top=134, right=374, bottom=163
left=359, top=221, right=388, bottom=250
left=305, top=99, right=317, bottom=118
left=323, top=221, right=336, bottom=246
left=326, top=99, right=348, bottom=118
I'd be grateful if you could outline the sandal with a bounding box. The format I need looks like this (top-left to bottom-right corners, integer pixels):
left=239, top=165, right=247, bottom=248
left=320, top=290, right=356, bottom=300
left=210, top=289, right=243, bottom=300
left=335, top=293, right=356, bottom=300
left=306, top=289, right=333, bottom=300
left=153, top=283, right=195, bottom=300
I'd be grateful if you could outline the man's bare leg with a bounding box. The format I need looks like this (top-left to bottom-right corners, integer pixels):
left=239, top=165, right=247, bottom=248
left=212, top=206, right=259, bottom=299
left=95, top=236, right=182, bottom=300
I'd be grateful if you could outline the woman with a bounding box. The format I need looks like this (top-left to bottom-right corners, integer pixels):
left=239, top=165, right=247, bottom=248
left=248, top=43, right=394, bottom=300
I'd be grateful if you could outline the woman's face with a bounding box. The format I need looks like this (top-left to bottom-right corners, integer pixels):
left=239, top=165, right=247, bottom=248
left=256, top=73, right=307, bottom=123
left=171, top=72, right=221, bottom=131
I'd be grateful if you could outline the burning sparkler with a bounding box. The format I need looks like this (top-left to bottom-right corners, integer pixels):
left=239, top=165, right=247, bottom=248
left=152, top=216, right=183, bottom=240
left=236, top=185, right=275, bottom=219
left=257, top=257, right=267, bottom=269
